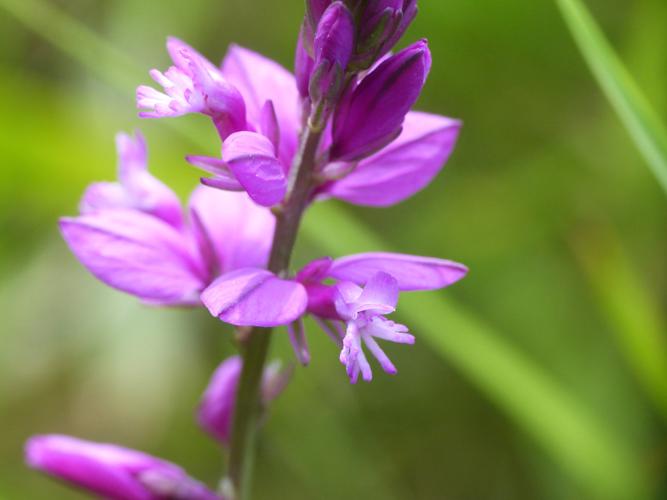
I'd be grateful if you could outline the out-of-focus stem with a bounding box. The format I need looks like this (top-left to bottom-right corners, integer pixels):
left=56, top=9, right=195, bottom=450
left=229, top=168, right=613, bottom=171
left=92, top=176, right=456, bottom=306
left=223, top=108, right=323, bottom=500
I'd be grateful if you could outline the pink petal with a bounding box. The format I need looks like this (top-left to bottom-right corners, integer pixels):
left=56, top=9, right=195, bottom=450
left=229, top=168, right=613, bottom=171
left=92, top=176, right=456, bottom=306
left=188, top=186, right=275, bottom=273
left=60, top=210, right=206, bottom=306
left=221, top=45, right=300, bottom=167
left=201, top=268, right=308, bottom=327
left=197, top=355, right=242, bottom=444
left=222, top=131, right=286, bottom=206
left=328, top=252, right=468, bottom=291
left=322, top=112, right=461, bottom=206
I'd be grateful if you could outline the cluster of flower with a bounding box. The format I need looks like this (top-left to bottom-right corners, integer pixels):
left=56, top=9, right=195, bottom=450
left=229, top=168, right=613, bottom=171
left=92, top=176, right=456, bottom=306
left=26, top=1, right=467, bottom=498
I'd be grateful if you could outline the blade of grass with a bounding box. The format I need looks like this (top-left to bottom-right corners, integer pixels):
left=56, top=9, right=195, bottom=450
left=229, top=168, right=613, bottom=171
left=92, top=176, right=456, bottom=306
left=555, top=0, right=667, bottom=194
left=0, top=0, right=651, bottom=497
left=572, top=225, right=667, bottom=422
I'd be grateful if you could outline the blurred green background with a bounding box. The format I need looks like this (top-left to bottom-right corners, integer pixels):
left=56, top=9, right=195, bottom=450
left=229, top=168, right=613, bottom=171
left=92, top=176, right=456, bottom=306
left=1, top=0, right=666, bottom=498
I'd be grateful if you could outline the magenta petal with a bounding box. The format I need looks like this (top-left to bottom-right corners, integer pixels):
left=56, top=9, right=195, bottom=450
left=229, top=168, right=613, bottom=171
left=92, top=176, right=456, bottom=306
left=322, top=112, right=461, bottom=206
left=221, top=45, right=300, bottom=166
left=222, top=131, right=287, bottom=206
left=25, top=435, right=220, bottom=500
left=330, top=40, right=432, bottom=161
left=81, top=132, right=183, bottom=227
left=295, top=256, right=333, bottom=283
left=201, top=268, right=308, bottom=327
left=186, top=155, right=244, bottom=191
left=198, top=355, right=242, bottom=445
left=188, top=186, right=275, bottom=273
left=198, top=356, right=291, bottom=446
left=60, top=210, right=206, bottom=305
left=328, top=252, right=468, bottom=291
left=260, top=100, right=281, bottom=156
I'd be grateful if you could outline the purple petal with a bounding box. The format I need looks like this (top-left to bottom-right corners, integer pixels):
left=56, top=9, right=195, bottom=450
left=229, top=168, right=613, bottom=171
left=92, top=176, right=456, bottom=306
left=221, top=45, right=300, bottom=167
left=294, top=25, right=315, bottom=97
left=330, top=40, right=432, bottom=161
left=321, top=112, right=461, bottom=206
left=187, top=155, right=244, bottom=191
left=81, top=132, right=183, bottom=227
left=60, top=210, right=206, bottom=306
left=222, top=131, right=287, bottom=206
left=260, top=100, right=281, bottom=156
left=288, top=318, right=310, bottom=365
left=25, top=435, right=220, bottom=500
left=328, top=252, right=468, bottom=291
left=188, top=186, right=275, bottom=273
left=198, top=356, right=291, bottom=446
left=201, top=268, right=307, bottom=327
left=304, top=282, right=340, bottom=320
left=198, top=355, right=242, bottom=445
left=295, top=256, right=333, bottom=283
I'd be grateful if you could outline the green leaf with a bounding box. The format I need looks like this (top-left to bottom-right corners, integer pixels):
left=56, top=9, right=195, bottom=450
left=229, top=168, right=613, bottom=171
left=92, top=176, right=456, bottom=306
left=555, top=0, right=667, bottom=194
left=572, top=225, right=667, bottom=423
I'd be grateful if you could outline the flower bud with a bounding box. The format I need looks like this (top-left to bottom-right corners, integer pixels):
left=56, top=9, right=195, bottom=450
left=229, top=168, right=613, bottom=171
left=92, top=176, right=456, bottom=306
left=353, top=0, right=417, bottom=69
left=306, top=0, right=333, bottom=33
left=198, top=355, right=290, bottom=445
left=25, top=434, right=221, bottom=500
left=330, top=39, right=431, bottom=161
left=309, top=1, right=355, bottom=104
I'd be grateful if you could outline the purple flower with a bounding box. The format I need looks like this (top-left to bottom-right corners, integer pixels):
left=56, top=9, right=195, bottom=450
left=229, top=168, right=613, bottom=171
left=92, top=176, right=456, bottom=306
left=198, top=356, right=290, bottom=445
left=201, top=252, right=466, bottom=382
left=61, top=133, right=307, bottom=326
left=309, top=1, right=355, bottom=103
left=137, top=37, right=246, bottom=138
left=335, top=272, right=413, bottom=382
left=330, top=39, right=432, bottom=161
left=139, top=37, right=456, bottom=209
left=25, top=434, right=221, bottom=500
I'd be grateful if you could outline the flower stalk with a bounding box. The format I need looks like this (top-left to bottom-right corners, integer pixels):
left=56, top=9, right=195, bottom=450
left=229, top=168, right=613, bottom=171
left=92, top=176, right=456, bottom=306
left=224, top=109, right=324, bottom=500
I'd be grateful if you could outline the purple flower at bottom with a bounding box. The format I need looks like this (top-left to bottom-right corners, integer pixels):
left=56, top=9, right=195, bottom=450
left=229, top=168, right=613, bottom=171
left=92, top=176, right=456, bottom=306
left=202, top=252, right=468, bottom=383
left=25, top=435, right=221, bottom=500
left=198, top=356, right=290, bottom=445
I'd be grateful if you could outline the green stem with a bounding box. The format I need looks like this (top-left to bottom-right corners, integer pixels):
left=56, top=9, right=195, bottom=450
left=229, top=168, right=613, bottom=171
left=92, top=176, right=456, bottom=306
left=223, top=115, right=323, bottom=500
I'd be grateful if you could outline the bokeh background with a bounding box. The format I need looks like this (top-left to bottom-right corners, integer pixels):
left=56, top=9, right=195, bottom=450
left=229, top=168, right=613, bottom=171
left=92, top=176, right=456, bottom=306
left=1, top=0, right=666, bottom=498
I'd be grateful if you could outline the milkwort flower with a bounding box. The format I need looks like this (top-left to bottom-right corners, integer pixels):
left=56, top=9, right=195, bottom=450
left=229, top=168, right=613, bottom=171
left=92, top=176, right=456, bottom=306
left=137, top=32, right=459, bottom=208
left=25, top=435, right=221, bottom=500
left=60, top=131, right=306, bottom=325
left=202, top=251, right=467, bottom=382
